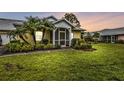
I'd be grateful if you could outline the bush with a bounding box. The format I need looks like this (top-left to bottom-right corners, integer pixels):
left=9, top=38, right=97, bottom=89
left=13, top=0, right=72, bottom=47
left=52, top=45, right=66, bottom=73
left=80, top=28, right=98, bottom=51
left=87, top=44, right=92, bottom=49
left=44, top=44, right=53, bottom=49
left=71, top=38, right=80, bottom=47
left=73, top=43, right=92, bottom=50
left=116, top=40, right=124, bottom=44
left=42, top=39, right=49, bottom=45
left=6, top=43, right=22, bottom=52
left=54, top=44, right=61, bottom=49
left=73, top=44, right=81, bottom=49
left=35, top=44, right=44, bottom=50
left=79, top=39, right=86, bottom=45
left=81, top=44, right=92, bottom=49
left=10, top=40, right=20, bottom=44
left=6, top=42, right=34, bottom=52
left=20, top=44, right=34, bottom=52
left=35, top=43, right=44, bottom=50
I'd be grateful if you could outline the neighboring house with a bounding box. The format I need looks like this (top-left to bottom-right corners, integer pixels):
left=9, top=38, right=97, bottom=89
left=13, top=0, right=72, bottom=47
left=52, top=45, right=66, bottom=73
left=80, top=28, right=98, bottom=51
left=0, top=16, right=85, bottom=47
left=99, top=27, right=124, bottom=43
left=0, top=18, right=23, bottom=45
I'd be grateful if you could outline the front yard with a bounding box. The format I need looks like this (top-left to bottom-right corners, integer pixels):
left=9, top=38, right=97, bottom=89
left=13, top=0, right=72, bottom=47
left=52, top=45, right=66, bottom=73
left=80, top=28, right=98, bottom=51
left=0, top=43, right=124, bottom=80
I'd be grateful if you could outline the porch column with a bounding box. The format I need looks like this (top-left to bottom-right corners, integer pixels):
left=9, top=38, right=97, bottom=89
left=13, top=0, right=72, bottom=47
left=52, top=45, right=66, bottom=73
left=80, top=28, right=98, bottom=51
left=53, top=29, right=56, bottom=45
left=107, top=36, right=108, bottom=43
left=69, top=28, right=71, bottom=46
left=111, top=35, right=112, bottom=43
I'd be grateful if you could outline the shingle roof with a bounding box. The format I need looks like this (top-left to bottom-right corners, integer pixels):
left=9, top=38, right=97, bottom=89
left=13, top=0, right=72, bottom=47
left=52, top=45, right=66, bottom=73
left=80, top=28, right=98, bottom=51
left=73, top=27, right=86, bottom=31
left=0, top=16, right=85, bottom=32
left=100, top=27, right=124, bottom=36
left=45, top=16, right=58, bottom=21
left=0, top=18, right=23, bottom=31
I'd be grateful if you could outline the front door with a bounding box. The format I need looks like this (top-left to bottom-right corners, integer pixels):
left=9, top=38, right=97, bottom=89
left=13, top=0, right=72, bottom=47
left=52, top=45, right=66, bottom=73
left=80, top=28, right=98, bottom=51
left=59, top=31, right=66, bottom=47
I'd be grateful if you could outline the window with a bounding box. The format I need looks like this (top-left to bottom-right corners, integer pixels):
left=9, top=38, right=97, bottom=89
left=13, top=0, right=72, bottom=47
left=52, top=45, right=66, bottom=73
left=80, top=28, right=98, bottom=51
left=36, top=32, right=42, bottom=41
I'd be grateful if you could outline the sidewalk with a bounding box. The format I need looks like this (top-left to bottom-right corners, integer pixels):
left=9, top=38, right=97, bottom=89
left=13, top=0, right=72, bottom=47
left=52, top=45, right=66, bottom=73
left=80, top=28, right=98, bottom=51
left=0, top=48, right=73, bottom=57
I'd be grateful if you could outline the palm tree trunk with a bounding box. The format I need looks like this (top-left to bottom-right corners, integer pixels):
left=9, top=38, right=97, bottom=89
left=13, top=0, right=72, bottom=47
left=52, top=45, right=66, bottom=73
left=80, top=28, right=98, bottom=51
left=19, top=35, right=29, bottom=44
left=42, top=29, right=45, bottom=41
left=32, top=31, right=36, bottom=44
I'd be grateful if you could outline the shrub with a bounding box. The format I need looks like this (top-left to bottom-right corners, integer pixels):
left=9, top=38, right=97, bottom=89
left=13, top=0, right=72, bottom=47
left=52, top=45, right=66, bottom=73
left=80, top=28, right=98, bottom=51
left=35, top=43, right=44, bottom=50
left=54, top=44, right=61, bottom=49
left=116, top=40, right=124, bottom=44
left=10, top=40, right=20, bottom=44
left=80, top=44, right=87, bottom=49
left=6, top=43, right=22, bottom=52
left=73, top=43, right=92, bottom=50
left=79, top=39, right=86, bottom=45
left=87, top=44, right=92, bottom=49
left=73, top=43, right=81, bottom=49
left=42, top=39, right=49, bottom=45
left=81, top=44, right=92, bottom=49
left=20, top=44, right=34, bottom=52
left=44, top=44, right=53, bottom=49
left=71, top=38, right=80, bottom=47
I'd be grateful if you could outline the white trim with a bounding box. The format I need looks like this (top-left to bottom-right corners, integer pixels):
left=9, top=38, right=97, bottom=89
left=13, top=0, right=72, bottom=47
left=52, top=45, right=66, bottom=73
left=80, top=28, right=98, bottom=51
left=59, top=30, right=66, bottom=47
left=53, top=28, right=57, bottom=45
left=69, top=28, right=71, bottom=46
left=35, top=31, right=43, bottom=41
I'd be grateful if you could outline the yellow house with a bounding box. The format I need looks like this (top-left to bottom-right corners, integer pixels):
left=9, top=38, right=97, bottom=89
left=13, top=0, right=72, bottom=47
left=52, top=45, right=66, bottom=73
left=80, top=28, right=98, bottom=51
left=36, top=16, right=85, bottom=47
left=0, top=16, right=85, bottom=47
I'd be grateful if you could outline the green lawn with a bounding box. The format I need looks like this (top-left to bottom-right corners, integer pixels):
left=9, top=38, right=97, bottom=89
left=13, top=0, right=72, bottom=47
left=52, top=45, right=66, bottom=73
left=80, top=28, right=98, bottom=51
left=0, top=43, right=124, bottom=81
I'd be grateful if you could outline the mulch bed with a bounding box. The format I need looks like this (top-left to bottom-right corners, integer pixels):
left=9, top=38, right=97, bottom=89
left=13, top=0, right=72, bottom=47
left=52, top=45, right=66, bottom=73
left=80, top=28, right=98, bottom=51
left=75, top=48, right=97, bottom=51
left=0, top=47, right=96, bottom=57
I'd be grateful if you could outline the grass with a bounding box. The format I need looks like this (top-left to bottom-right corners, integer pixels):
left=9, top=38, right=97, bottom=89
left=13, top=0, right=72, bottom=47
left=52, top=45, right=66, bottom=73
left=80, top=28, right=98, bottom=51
left=0, top=43, right=124, bottom=81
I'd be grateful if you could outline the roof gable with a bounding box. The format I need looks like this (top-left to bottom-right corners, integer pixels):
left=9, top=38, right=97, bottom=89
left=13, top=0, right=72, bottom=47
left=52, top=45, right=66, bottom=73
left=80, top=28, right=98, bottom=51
left=45, top=16, right=58, bottom=22
left=53, top=19, right=75, bottom=28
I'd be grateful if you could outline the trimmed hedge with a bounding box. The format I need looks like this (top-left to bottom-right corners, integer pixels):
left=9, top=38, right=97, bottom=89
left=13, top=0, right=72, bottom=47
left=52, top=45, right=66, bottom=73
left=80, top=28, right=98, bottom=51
left=44, top=44, right=53, bottom=49
left=6, top=42, right=61, bottom=53
left=71, top=38, right=92, bottom=50
left=42, top=39, right=49, bottom=45
left=6, top=42, right=34, bottom=52
left=73, top=43, right=92, bottom=49
left=35, top=42, right=44, bottom=50
left=71, top=38, right=80, bottom=47
left=115, top=40, right=124, bottom=44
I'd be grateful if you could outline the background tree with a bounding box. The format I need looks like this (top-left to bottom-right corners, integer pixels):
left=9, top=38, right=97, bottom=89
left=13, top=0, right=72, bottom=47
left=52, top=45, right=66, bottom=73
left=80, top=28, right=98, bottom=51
left=93, top=32, right=100, bottom=43
left=84, top=32, right=93, bottom=43
left=93, top=32, right=100, bottom=38
left=64, top=13, right=81, bottom=27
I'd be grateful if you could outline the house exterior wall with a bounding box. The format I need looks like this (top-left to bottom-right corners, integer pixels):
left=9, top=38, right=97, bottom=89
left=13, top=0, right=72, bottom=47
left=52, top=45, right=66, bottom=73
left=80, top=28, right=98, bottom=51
left=118, top=35, right=124, bottom=40
left=0, top=33, right=10, bottom=45
left=73, top=31, right=81, bottom=38
left=44, top=31, right=50, bottom=42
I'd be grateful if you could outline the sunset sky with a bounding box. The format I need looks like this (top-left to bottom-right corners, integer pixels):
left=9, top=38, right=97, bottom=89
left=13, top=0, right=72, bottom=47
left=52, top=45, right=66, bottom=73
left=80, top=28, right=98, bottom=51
left=0, top=12, right=124, bottom=32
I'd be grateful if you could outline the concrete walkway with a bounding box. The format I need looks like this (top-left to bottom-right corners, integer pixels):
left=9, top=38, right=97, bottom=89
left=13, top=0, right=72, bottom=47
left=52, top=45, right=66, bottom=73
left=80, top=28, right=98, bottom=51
left=0, top=48, right=74, bottom=57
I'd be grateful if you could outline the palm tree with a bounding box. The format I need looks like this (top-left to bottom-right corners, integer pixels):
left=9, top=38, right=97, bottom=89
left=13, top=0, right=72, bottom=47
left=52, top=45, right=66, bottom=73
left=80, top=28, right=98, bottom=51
left=41, top=18, right=55, bottom=40
left=8, top=27, right=29, bottom=44
left=23, top=16, right=43, bottom=44
left=8, top=16, right=55, bottom=45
